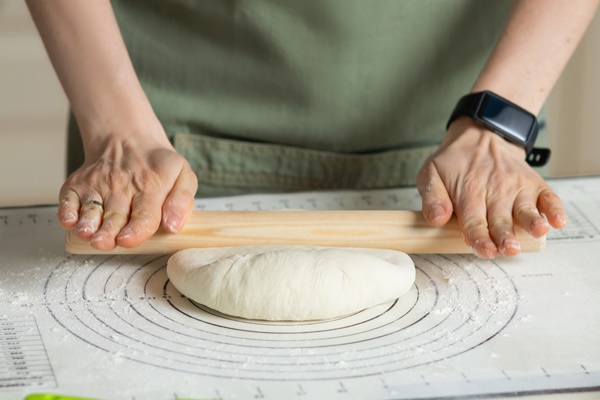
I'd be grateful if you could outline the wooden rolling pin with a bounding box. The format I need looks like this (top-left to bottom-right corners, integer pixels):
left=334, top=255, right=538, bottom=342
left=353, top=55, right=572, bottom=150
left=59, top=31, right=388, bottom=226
left=65, top=210, right=545, bottom=255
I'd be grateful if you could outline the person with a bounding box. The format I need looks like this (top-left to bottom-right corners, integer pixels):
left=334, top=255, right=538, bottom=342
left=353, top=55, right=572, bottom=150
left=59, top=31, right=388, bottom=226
left=26, top=0, right=599, bottom=258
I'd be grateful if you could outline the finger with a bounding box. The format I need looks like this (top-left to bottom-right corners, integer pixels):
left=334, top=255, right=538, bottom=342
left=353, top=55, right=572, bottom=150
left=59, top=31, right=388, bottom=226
left=57, top=188, right=80, bottom=229
left=116, top=192, right=163, bottom=248
left=487, top=198, right=520, bottom=257
left=417, top=162, right=453, bottom=227
left=90, top=193, right=131, bottom=251
left=513, top=190, right=550, bottom=238
left=537, top=188, right=568, bottom=229
left=162, top=165, right=198, bottom=233
left=74, top=196, right=104, bottom=241
left=457, top=195, right=498, bottom=259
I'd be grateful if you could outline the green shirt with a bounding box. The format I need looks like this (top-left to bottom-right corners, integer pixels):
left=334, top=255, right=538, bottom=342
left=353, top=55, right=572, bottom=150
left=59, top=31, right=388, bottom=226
left=69, top=0, right=534, bottom=196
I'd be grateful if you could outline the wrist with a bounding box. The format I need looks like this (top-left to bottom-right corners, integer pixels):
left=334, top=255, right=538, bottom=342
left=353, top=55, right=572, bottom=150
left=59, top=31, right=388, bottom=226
left=74, top=88, right=160, bottom=135
left=79, top=110, right=172, bottom=159
left=443, top=117, right=526, bottom=158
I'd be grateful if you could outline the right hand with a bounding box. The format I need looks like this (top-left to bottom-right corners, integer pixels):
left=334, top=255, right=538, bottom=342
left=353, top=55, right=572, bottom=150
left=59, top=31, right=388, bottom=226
left=57, top=129, right=198, bottom=251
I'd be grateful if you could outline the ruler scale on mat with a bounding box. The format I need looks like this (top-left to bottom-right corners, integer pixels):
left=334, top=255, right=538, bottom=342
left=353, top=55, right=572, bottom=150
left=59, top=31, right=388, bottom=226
left=65, top=210, right=545, bottom=254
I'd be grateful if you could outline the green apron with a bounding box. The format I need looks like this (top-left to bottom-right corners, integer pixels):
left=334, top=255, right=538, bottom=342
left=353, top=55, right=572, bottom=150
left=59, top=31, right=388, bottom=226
left=67, top=0, right=546, bottom=197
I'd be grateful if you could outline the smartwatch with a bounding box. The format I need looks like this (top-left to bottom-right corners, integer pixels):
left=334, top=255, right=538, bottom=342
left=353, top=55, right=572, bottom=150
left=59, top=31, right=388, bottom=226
left=447, top=90, right=550, bottom=167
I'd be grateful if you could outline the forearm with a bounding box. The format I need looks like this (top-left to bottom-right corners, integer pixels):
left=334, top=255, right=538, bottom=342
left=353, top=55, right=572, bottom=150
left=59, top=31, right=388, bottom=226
left=420, top=1, right=596, bottom=257
left=472, top=0, right=600, bottom=114
left=26, top=0, right=165, bottom=151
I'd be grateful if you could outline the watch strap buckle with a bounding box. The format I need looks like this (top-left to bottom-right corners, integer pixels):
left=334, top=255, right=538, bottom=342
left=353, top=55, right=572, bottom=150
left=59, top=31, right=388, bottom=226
left=526, top=147, right=551, bottom=167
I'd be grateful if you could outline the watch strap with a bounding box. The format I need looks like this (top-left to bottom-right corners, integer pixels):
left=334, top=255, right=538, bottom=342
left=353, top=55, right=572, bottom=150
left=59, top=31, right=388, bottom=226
left=446, top=93, right=483, bottom=131
left=526, top=147, right=551, bottom=167
left=447, top=91, right=549, bottom=167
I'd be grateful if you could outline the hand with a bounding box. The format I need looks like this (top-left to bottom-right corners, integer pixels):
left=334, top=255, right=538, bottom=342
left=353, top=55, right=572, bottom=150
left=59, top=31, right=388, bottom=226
left=417, top=117, right=567, bottom=258
left=56, top=131, right=198, bottom=250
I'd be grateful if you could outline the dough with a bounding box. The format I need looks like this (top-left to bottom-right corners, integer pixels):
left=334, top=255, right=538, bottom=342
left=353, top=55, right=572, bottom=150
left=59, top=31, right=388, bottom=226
left=167, top=245, right=415, bottom=321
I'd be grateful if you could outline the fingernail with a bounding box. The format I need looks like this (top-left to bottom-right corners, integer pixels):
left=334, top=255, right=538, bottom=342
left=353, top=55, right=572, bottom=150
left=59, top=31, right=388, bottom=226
left=470, top=246, right=488, bottom=259
left=502, top=238, right=521, bottom=254
left=532, top=217, right=550, bottom=231
left=483, top=240, right=497, bottom=251
left=117, top=227, right=133, bottom=240
left=61, top=211, right=77, bottom=223
left=473, top=240, right=497, bottom=259
left=91, top=232, right=107, bottom=243
left=428, top=205, right=444, bottom=223
left=553, top=213, right=567, bottom=226
left=76, top=224, right=93, bottom=234
left=164, top=212, right=182, bottom=233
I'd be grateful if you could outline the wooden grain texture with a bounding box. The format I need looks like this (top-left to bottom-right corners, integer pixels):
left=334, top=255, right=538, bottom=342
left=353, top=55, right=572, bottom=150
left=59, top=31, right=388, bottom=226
left=65, top=210, right=546, bottom=254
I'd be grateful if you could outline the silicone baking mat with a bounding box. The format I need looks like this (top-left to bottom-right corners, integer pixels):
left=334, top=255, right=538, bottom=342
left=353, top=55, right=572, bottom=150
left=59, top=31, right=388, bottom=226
left=1, top=178, right=599, bottom=399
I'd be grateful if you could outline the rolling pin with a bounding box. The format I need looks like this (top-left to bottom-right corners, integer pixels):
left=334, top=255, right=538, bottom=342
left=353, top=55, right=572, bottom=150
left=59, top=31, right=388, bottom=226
left=65, top=210, right=545, bottom=255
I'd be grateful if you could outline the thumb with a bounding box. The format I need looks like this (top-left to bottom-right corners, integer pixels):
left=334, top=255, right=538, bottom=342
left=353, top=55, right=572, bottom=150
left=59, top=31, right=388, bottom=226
left=161, top=163, right=198, bottom=233
left=417, top=161, right=453, bottom=227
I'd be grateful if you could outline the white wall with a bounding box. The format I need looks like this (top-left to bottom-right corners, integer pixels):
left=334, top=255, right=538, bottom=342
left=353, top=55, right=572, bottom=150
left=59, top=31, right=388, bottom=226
left=548, top=8, right=600, bottom=177
left=0, top=1, right=68, bottom=207
left=0, top=2, right=599, bottom=207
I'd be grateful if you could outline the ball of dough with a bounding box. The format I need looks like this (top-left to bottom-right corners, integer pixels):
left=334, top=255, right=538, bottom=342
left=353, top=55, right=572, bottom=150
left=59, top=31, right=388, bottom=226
left=167, top=245, right=415, bottom=321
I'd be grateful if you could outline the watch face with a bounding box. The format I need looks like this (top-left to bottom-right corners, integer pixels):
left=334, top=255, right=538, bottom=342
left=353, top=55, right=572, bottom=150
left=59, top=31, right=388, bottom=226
left=479, top=94, right=535, bottom=143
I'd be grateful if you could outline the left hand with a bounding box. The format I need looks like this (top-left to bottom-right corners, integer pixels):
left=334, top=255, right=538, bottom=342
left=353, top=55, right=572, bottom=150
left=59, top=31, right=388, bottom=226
left=417, top=117, right=567, bottom=258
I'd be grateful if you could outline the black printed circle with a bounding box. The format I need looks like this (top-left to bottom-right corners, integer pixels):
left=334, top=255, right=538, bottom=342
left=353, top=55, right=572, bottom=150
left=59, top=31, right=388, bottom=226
left=44, top=254, right=518, bottom=381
